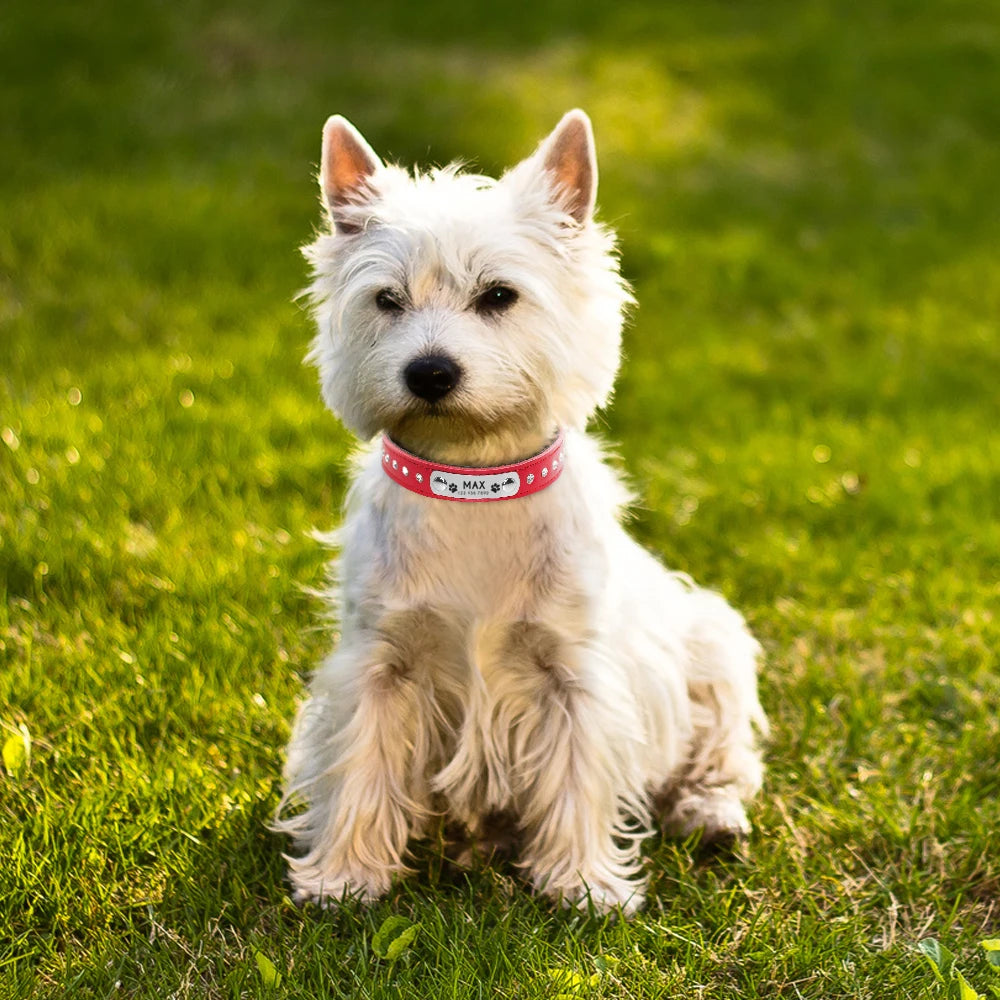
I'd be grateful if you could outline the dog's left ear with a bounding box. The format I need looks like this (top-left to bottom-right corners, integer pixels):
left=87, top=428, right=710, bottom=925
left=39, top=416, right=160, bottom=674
left=534, top=109, right=598, bottom=224
left=320, top=115, right=383, bottom=233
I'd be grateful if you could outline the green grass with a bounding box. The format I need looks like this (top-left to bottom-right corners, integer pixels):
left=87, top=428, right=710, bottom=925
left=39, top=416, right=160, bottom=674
left=3, top=0, right=1000, bottom=996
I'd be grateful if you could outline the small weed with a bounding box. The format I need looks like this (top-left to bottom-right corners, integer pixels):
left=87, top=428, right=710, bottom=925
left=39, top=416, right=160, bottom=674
left=917, top=939, right=1000, bottom=999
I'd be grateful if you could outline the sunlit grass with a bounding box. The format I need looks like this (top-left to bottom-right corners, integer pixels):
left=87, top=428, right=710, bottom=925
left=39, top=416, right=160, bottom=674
left=3, top=0, right=1000, bottom=997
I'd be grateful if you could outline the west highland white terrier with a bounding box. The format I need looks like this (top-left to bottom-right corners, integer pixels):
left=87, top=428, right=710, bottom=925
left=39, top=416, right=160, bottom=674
left=276, top=110, right=767, bottom=914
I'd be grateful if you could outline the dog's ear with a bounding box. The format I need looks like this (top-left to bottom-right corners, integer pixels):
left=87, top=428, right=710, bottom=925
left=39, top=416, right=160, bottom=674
left=320, top=115, right=382, bottom=233
left=535, top=109, right=597, bottom=225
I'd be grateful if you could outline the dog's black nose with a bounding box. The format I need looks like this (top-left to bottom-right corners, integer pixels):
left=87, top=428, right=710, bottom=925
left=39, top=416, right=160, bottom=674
left=404, top=355, right=461, bottom=403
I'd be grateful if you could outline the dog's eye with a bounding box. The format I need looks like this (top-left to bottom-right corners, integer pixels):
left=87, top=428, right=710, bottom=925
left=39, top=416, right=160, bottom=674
left=375, top=289, right=405, bottom=313
left=474, top=284, right=518, bottom=315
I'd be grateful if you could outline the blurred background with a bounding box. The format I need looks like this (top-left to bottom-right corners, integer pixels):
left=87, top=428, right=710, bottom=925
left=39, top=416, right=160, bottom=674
left=4, top=0, right=998, bottom=619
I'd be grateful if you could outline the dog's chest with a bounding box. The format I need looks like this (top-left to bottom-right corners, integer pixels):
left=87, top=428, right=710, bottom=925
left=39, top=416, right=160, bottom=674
left=402, top=498, right=561, bottom=616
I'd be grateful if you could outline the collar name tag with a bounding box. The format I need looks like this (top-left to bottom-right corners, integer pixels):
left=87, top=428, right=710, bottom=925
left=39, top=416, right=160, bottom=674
left=429, top=469, right=521, bottom=500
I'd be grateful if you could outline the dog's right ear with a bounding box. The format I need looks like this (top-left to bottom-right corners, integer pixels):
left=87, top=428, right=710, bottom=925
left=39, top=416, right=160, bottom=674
left=534, top=109, right=598, bottom=225
left=320, top=115, right=382, bottom=233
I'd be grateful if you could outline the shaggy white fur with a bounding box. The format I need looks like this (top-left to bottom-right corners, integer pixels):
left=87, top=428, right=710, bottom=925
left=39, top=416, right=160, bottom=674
left=275, top=110, right=767, bottom=914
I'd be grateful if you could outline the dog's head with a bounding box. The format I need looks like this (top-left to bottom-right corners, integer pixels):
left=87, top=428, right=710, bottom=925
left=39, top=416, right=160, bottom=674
left=303, top=111, right=632, bottom=457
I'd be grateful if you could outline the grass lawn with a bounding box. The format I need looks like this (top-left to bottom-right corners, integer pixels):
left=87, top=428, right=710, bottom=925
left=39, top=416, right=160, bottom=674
left=3, top=0, right=999, bottom=996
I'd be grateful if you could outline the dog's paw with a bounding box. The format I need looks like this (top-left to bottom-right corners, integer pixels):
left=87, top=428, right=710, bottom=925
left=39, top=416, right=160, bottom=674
left=288, top=864, right=393, bottom=908
left=703, top=797, right=752, bottom=844
left=536, top=873, right=646, bottom=917
left=581, top=879, right=645, bottom=917
left=661, top=786, right=752, bottom=844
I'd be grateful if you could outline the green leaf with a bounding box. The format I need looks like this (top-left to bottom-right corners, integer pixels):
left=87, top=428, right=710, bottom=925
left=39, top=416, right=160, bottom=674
left=953, top=970, right=984, bottom=1000
left=594, top=954, right=621, bottom=974
left=384, top=923, right=419, bottom=961
left=2, top=724, right=31, bottom=777
left=254, top=949, right=282, bottom=988
left=546, top=968, right=586, bottom=991
left=919, top=938, right=955, bottom=981
left=982, top=940, right=1000, bottom=970
left=372, top=916, right=420, bottom=961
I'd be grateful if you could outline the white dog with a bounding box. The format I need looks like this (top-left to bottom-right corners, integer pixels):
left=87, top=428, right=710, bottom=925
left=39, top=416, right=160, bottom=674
left=276, top=110, right=766, bottom=914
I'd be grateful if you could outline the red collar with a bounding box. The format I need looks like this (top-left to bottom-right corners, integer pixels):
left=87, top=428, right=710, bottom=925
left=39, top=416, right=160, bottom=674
left=380, top=432, right=565, bottom=502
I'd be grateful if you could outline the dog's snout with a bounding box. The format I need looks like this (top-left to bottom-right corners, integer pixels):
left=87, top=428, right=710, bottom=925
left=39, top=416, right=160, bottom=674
left=404, top=355, right=461, bottom=404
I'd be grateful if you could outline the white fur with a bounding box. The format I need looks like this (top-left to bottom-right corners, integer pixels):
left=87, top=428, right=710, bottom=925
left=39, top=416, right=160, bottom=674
left=276, top=111, right=767, bottom=914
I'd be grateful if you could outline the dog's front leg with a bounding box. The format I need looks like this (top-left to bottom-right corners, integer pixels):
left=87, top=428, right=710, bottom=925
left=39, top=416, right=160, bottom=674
left=281, top=627, right=442, bottom=906
left=502, top=631, right=650, bottom=914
